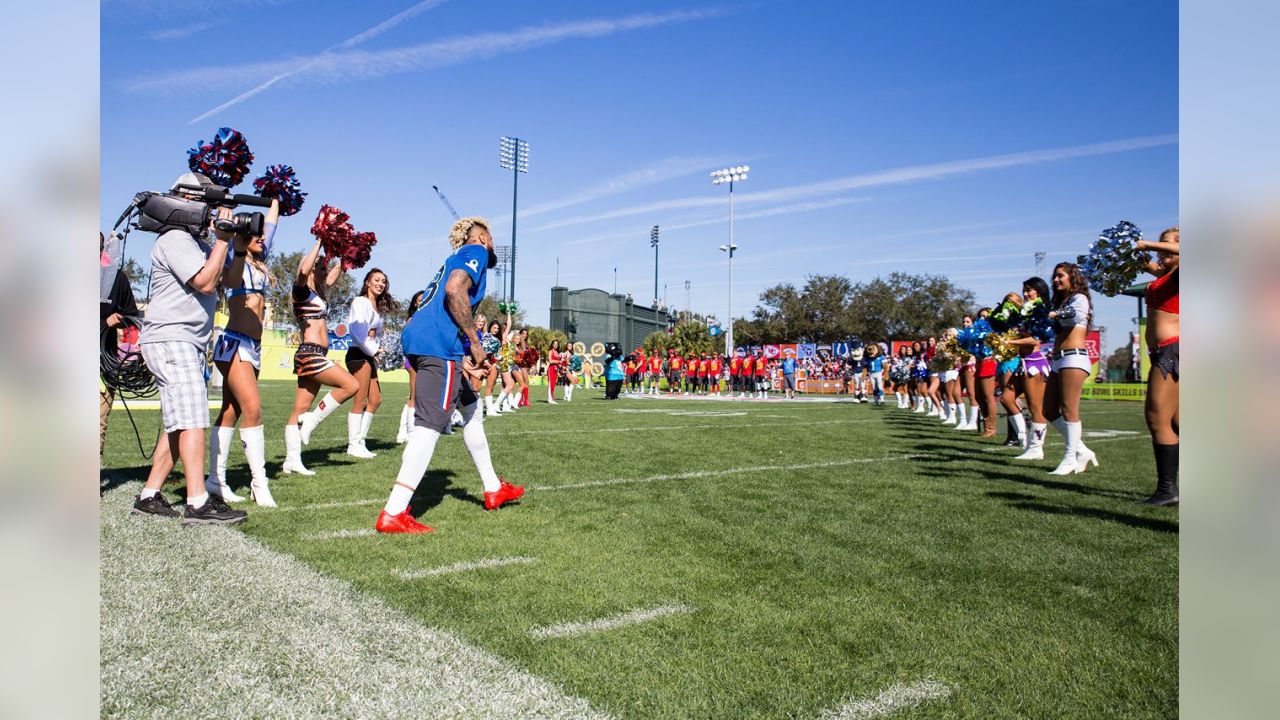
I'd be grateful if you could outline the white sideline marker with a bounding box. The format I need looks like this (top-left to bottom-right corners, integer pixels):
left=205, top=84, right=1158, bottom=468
left=395, top=556, right=536, bottom=580
left=500, top=417, right=878, bottom=437
left=817, top=679, right=953, bottom=719
left=534, top=455, right=921, bottom=492
left=303, top=528, right=378, bottom=540
left=529, top=604, right=693, bottom=640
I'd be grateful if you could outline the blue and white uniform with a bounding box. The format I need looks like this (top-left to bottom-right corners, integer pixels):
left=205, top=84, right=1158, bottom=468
left=401, top=244, right=489, bottom=432
left=213, top=257, right=269, bottom=369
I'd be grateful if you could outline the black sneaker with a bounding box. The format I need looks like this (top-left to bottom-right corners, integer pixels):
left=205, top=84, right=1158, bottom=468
left=1003, top=437, right=1021, bottom=447
left=1141, top=490, right=1179, bottom=507
left=131, top=492, right=180, bottom=518
left=182, top=494, right=249, bottom=526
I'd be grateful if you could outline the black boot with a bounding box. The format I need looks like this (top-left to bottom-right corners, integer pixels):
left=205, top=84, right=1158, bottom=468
left=1003, top=416, right=1020, bottom=446
left=1142, top=442, right=1179, bottom=506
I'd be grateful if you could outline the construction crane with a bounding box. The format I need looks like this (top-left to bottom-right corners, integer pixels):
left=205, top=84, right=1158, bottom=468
left=431, top=185, right=461, bottom=220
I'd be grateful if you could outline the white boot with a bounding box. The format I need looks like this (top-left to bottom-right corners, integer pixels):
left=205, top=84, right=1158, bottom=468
left=299, top=391, right=344, bottom=445
left=396, top=404, right=411, bottom=443
left=1073, top=422, right=1099, bottom=473
left=943, top=403, right=959, bottom=425
left=360, top=412, right=377, bottom=455
left=566, top=384, right=574, bottom=401
left=347, top=413, right=376, bottom=458
left=1049, top=420, right=1082, bottom=475
left=205, top=425, right=245, bottom=502
left=282, top=424, right=315, bottom=475
left=1010, top=413, right=1027, bottom=449
left=240, top=425, right=276, bottom=507
left=1016, top=422, right=1047, bottom=460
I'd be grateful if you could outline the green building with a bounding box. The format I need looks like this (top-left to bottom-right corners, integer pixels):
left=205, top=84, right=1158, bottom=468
left=549, top=286, right=675, bottom=351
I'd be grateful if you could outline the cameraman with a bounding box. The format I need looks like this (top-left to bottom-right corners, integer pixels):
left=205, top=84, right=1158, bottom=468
left=100, top=232, right=139, bottom=462
left=131, top=173, right=248, bottom=525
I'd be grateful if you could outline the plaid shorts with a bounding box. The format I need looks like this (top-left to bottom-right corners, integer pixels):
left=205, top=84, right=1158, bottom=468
left=141, top=341, right=210, bottom=433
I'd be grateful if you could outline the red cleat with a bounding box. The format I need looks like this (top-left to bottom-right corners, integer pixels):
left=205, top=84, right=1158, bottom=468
left=375, top=509, right=436, bottom=534
left=483, top=478, right=525, bottom=511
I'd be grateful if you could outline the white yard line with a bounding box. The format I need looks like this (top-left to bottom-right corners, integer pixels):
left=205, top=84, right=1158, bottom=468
left=528, top=604, right=694, bottom=640
left=499, top=417, right=878, bottom=436
left=303, top=527, right=378, bottom=540
left=533, top=455, right=922, bottom=492
left=395, top=556, right=537, bottom=580
left=100, top=484, right=612, bottom=719
left=817, top=679, right=953, bottom=719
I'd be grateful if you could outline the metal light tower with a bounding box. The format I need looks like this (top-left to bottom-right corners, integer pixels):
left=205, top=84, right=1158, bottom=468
left=650, top=225, right=660, bottom=306
left=684, top=280, right=691, bottom=318
left=499, top=136, right=529, bottom=303
left=711, top=165, right=749, bottom=355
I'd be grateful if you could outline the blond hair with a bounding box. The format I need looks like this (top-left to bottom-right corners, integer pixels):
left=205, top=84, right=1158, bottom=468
left=1159, top=226, right=1179, bottom=243
left=449, top=216, right=491, bottom=250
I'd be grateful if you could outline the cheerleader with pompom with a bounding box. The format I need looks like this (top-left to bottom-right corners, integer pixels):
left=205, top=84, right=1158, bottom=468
left=954, top=316, right=980, bottom=430
left=909, top=341, right=930, bottom=413
left=513, top=329, right=533, bottom=407
left=284, top=236, right=361, bottom=474
left=479, top=317, right=508, bottom=416
left=1009, top=277, right=1054, bottom=460
left=936, top=328, right=964, bottom=425
left=968, top=308, right=1000, bottom=438
left=1042, top=262, right=1100, bottom=475
left=989, top=292, right=1028, bottom=448
left=1134, top=228, right=1180, bottom=504
left=207, top=198, right=280, bottom=506
left=924, top=336, right=948, bottom=419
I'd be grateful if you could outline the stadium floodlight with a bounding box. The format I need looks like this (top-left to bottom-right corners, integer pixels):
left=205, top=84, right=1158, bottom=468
left=499, top=136, right=529, bottom=302
left=650, top=225, right=660, bottom=306
left=711, top=165, right=749, bottom=354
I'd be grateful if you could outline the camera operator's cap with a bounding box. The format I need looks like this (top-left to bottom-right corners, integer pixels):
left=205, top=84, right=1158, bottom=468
left=171, top=172, right=219, bottom=192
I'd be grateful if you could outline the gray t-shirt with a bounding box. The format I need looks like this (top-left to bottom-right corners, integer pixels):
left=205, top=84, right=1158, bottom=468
left=140, top=229, right=217, bottom=348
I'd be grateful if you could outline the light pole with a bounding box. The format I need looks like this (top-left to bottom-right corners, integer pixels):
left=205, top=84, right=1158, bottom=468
left=684, top=280, right=690, bottom=319
left=650, top=225, right=660, bottom=307
left=499, top=136, right=529, bottom=303
left=712, top=165, right=749, bottom=355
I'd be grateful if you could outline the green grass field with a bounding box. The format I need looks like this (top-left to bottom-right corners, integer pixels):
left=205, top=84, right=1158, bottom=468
left=101, top=381, right=1177, bottom=719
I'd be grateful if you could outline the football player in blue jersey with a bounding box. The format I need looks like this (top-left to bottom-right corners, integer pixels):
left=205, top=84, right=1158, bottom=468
left=375, top=217, right=524, bottom=534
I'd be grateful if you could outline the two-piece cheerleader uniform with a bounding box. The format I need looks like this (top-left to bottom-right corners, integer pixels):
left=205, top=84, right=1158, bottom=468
left=1020, top=299, right=1054, bottom=377
left=213, top=260, right=267, bottom=370
left=345, top=296, right=383, bottom=377
left=1146, top=267, right=1179, bottom=380
left=292, top=285, right=334, bottom=376
left=1050, top=293, right=1093, bottom=373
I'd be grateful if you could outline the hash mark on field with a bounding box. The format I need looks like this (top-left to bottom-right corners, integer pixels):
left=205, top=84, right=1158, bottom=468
left=529, top=604, right=693, bottom=639
left=817, top=678, right=953, bottom=719
left=303, top=528, right=377, bottom=540
left=394, top=556, right=536, bottom=580
left=533, top=455, right=922, bottom=491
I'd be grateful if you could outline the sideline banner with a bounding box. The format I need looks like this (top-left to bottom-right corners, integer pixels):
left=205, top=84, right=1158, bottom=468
left=1080, top=383, right=1145, bottom=401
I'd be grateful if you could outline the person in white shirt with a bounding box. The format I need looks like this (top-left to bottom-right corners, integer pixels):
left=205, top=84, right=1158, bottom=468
left=344, top=268, right=392, bottom=458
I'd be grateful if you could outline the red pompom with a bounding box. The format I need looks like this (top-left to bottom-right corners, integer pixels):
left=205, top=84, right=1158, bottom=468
left=341, top=231, right=378, bottom=270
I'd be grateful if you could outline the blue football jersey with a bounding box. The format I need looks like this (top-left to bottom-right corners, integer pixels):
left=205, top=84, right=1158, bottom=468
left=401, top=244, right=488, bottom=360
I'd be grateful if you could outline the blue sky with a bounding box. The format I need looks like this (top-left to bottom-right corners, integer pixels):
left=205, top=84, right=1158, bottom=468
left=102, top=0, right=1177, bottom=354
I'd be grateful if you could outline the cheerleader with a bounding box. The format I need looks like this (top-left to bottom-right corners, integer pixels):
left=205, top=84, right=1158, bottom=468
left=495, top=322, right=519, bottom=412
left=890, top=345, right=910, bottom=408
left=924, top=336, right=947, bottom=418
left=1012, top=278, right=1054, bottom=460
left=956, top=316, right=980, bottom=431
left=208, top=199, right=279, bottom=505
left=514, top=328, right=532, bottom=407
left=938, top=328, right=962, bottom=424
left=910, top=341, right=929, bottom=412
left=1135, top=228, right=1180, bottom=504
left=1043, top=262, right=1099, bottom=475
left=344, top=268, right=393, bottom=459
left=396, top=290, right=424, bottom=444
left=284, top=237, right=360, bottom=475
left=546, top=339, right=563, bottom=404
left=990, top=293, right=1027, bottom=447
left=970, top=309, right=1000, bottom=438
left=481, top=318, right=509, bottom=416
left=564, top=344, right=581, bottom=401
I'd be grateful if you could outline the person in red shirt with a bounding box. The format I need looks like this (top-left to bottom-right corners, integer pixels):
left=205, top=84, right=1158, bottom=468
left=625, top=356, right=638, bottom=393
left=647, top=353, right=663, bottom=395
left=667, top=351, right=683, bottom=396
left=710, top=354, right=723, bottom=396
left=691, top=354, right=704, bottom=395
left=740, top=354, right=754, bottom=398
left=754, top=352, right=769, bottom=399
left=729, top=353, right=742, bottom=396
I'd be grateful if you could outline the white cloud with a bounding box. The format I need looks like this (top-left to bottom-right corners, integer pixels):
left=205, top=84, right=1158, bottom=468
left=528, top=134, right=1178, bottom=233
left=122, top=6, right=734, bottom=122
left=148, top=22, right=215, bottom=41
